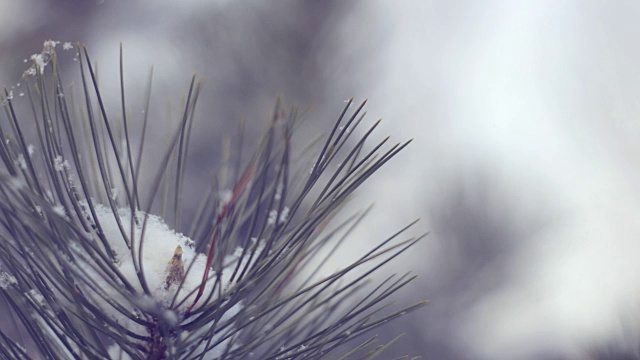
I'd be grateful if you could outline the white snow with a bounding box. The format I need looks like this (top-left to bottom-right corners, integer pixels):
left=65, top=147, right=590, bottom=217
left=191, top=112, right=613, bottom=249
left=110, top=187, right=119, bottom=201
left=53, top=156, right=69, bottom=171
left=0, top=272, right=16, bottom=289
left=72, top=203, right=260, bottom=359
left=267, top=210, right=277, bottom=226
left=52, top=205, right=66, bottom=217
left=21, top=40, right=71, bottom=78
left=26, top=289, right=45, bottom=306
left=274, top=182, right=283, bottom=201
left=279, top=207, right=289, bottom=225
left=7, top=176, right=26, bottom=190
left=16, top=154, right=26, bottom=170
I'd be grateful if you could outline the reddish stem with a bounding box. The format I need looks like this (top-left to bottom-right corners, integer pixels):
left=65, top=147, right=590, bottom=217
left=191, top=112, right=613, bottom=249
left=186, top=165, right=254, bottom=315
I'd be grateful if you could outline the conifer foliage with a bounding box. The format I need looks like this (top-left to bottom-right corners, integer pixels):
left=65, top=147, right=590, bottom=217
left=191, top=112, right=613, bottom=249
left=0, top=41, right=426, bottom=359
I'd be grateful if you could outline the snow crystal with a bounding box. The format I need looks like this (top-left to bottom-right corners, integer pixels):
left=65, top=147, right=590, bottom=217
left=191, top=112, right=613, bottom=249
left=54, top=156, right=69, bottom=171
left=16, top=154, right=26, bottom=170
left=274, top=182, right=283, bottom=201
left=267, top=208, right=289, bottom=226
left=62, top=42, right=73, bottom=51
left=27, top=144, right=34, bottom=156
left=45, top=190, right=54, bottom=202
left=110, top=187, right=119, bottom=201
left=30, top=54, right=46, bottom=73
left=161, top=309, right=179, bottom=326
left=219, top=189, right=232, bottom=208
left=52, top=205, right=66, bottom=217
left=233, top=246, right=245, bottom=257
left=279, top=207, right=289, bottom=224
left=267, top=209, right=278, bottom=226
left=24, top=40, right=59, bottom=76
left=7, top=176, right=26, bottom=190
left=0, top=272, right=17, bottom=288
left=27, top=289, right=46, bottom=306
left=43, top=40, right=59, bottom=48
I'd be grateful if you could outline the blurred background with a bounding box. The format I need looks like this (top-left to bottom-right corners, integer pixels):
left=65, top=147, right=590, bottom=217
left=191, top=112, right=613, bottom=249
left=3, top=1, right=640, bottom=359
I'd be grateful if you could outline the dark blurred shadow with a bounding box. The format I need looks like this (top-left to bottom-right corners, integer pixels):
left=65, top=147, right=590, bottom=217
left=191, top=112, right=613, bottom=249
left=376, top=162, right=556, bottom=359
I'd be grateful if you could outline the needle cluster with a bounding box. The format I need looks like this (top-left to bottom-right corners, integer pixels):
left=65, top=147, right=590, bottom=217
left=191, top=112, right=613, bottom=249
left=0, top=42, right=426, bottom=359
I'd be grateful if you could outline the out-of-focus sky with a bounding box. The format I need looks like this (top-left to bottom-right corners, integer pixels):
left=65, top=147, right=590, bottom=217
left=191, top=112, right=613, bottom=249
left=338, top=2, right=640, bottom=359
left=3, top=1, right=640, bottom=359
